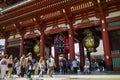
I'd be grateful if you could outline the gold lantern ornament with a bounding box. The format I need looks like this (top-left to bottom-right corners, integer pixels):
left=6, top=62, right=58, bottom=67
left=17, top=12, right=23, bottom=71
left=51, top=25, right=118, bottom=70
left=83, top=29, right=100, bottom=52
left=34, top=41, right=40, bottom=54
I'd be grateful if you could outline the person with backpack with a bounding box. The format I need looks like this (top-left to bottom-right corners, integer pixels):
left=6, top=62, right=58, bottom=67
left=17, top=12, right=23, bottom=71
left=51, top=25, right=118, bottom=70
left=72, top=59, right=78, bottom=73
left=39, top=57, right=46, bottom=77
left=66, top=59, right=71, bottom=73
left=46, top=55, right=56, bottom=77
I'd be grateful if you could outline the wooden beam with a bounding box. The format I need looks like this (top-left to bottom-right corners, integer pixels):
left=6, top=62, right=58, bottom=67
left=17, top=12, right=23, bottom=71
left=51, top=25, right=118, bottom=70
left=45, top=27, right=68, bottom=35
left=7, top=44, right=20, bottom=48
left=15, top=23, right=22, bottom=33
left=106, top=16, right=120, bottom=23
left=74, top=20, right=100, bottom=30
left=107, top=26, right=120, bottom=31
left=111, top=54, right=120, bottom=58
left=33, top=16, right=43, bottom=31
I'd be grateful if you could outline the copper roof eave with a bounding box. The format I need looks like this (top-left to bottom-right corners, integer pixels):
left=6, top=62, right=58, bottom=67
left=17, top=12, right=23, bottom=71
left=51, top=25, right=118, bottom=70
left=0, top=0, right=85, bottom=25
left=0, top=0, right=33, bottom=13
left=1, top=0, right=119, bottom=23
left=0, top=0, right=65, bottom=22
left=0, top=0, right=120, bottom=36
left=1, top=0, right=61, bottom=14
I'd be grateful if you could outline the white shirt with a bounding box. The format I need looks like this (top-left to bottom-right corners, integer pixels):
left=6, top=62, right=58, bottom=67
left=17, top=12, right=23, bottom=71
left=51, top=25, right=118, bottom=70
left=72, top=60, right=78, bottom=67
left=85, top=60, right=90, bottom=65
left=0, top=58, right=8, bottom=78
left=59, top=61, right=63, bottom=67
left=84, top=60, right=90, bottom=68
left=47, top=58, right=54, bottom=67
left=0, top=58, right=8, bottom=65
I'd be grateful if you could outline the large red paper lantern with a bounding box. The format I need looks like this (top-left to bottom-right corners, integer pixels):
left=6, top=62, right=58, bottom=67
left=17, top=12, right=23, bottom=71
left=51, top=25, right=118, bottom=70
left=54, top=34, right=69, bottom=55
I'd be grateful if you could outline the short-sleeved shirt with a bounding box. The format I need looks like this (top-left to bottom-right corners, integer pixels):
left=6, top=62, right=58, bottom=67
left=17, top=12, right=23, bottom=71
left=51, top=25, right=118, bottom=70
left=72, top=60, right=78, bottom=67
left=0, top=58, right=8, bottom=65
left=47, top=58, right=54, bottom=67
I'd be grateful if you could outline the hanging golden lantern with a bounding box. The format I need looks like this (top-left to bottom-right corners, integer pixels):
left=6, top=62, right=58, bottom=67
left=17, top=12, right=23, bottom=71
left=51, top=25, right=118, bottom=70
left=84, top=36, right=94, bottom=51
left=34, top=41, right=40, bottom=54
left=59, top=54, right=64, bottom=57
left=83, top=29, right=100, bottom=52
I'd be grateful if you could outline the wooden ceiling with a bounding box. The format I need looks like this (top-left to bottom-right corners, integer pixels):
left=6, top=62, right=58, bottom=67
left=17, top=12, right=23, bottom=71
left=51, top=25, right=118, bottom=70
left=0, top=0, right=120, bottom=38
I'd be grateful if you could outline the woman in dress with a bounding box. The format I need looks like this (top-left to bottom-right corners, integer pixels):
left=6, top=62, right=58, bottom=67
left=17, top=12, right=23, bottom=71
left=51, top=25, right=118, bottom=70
left=26, top=52, right=33, bottom=79
left=20, top=55, right=26, bottom=77
left=84, top=58, right=90, bottom=74
left=7, top=55, right=14, bottom=78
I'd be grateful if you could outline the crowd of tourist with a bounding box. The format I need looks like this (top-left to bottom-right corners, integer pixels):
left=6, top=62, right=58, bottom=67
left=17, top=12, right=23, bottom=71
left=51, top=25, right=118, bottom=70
left=0, top=53, right=56, bottom=80
left=0, top=52, right=105, bottom=80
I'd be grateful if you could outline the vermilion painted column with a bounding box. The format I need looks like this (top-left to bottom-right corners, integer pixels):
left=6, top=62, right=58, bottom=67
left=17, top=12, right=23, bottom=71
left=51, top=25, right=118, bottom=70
left=49, top=46, right=51, bottom=57
left=79, top=41, right=85, bottom=72
left=4, top=37, right=8, bottom=55
left=68, top=27, right=75, bottom=62
left=40, top=32, right=45, bottom=58
left=55, top=52, right=59, bottom=67
left=20, top=35, right=24, bottom=57
left=100, top=18, right=112, bottom=71
left=98, top=0, right=113, bottom=71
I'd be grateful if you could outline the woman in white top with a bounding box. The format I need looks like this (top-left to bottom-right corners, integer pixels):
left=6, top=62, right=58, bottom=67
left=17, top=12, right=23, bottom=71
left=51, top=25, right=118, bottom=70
left=72, top=59, right=78, bottom=73
left=84, top=58, right=90, bottom=74
left=0, top=55, right=8, bottom=79
left=46, top=56, right=55, bottom=77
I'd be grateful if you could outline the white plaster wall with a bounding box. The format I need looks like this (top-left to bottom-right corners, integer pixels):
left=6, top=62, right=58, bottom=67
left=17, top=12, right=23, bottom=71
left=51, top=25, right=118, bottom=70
left=106, top=11, right=120, bottom=19
left=74, top=16, right=99, bottom=25
left=24, top=32, right=30, bottom=36
left=89, top=17, right=99, bottom=21
left=15, top=34, right=21, bottom=38
left=74, top=20, right=81, bottom=25
left=45, top=27, right=53, bottom=31
left=8, top=36, right=14, bottom=40
left=58, top=24, right=66, bottom=28
left=34, top=30, right=41, bottom=34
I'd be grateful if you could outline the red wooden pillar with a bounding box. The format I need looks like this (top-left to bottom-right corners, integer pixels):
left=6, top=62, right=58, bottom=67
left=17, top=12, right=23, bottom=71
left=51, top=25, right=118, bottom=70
left=100, top=19, right=112, bottom=70
left=4, top=37, right=8, bottom=55
left=79, top=41, right=85, bottom=72
left=20, top=35, right=24, bottom=57
left=49, top=46, right=51, bottom=56
left=40, top=32, right=45, bottom=58
left=68, top=27, right=75, bottom=62
left=46, top=46, right=51, bottom=59
left=98, top=0, right=113, bottom=70
left=55, top=52, right=59, bottom=67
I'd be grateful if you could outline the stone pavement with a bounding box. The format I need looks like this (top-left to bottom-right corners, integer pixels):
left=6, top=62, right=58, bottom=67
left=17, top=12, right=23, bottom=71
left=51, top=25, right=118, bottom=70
left=5, top=71, right=120, bottom=80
